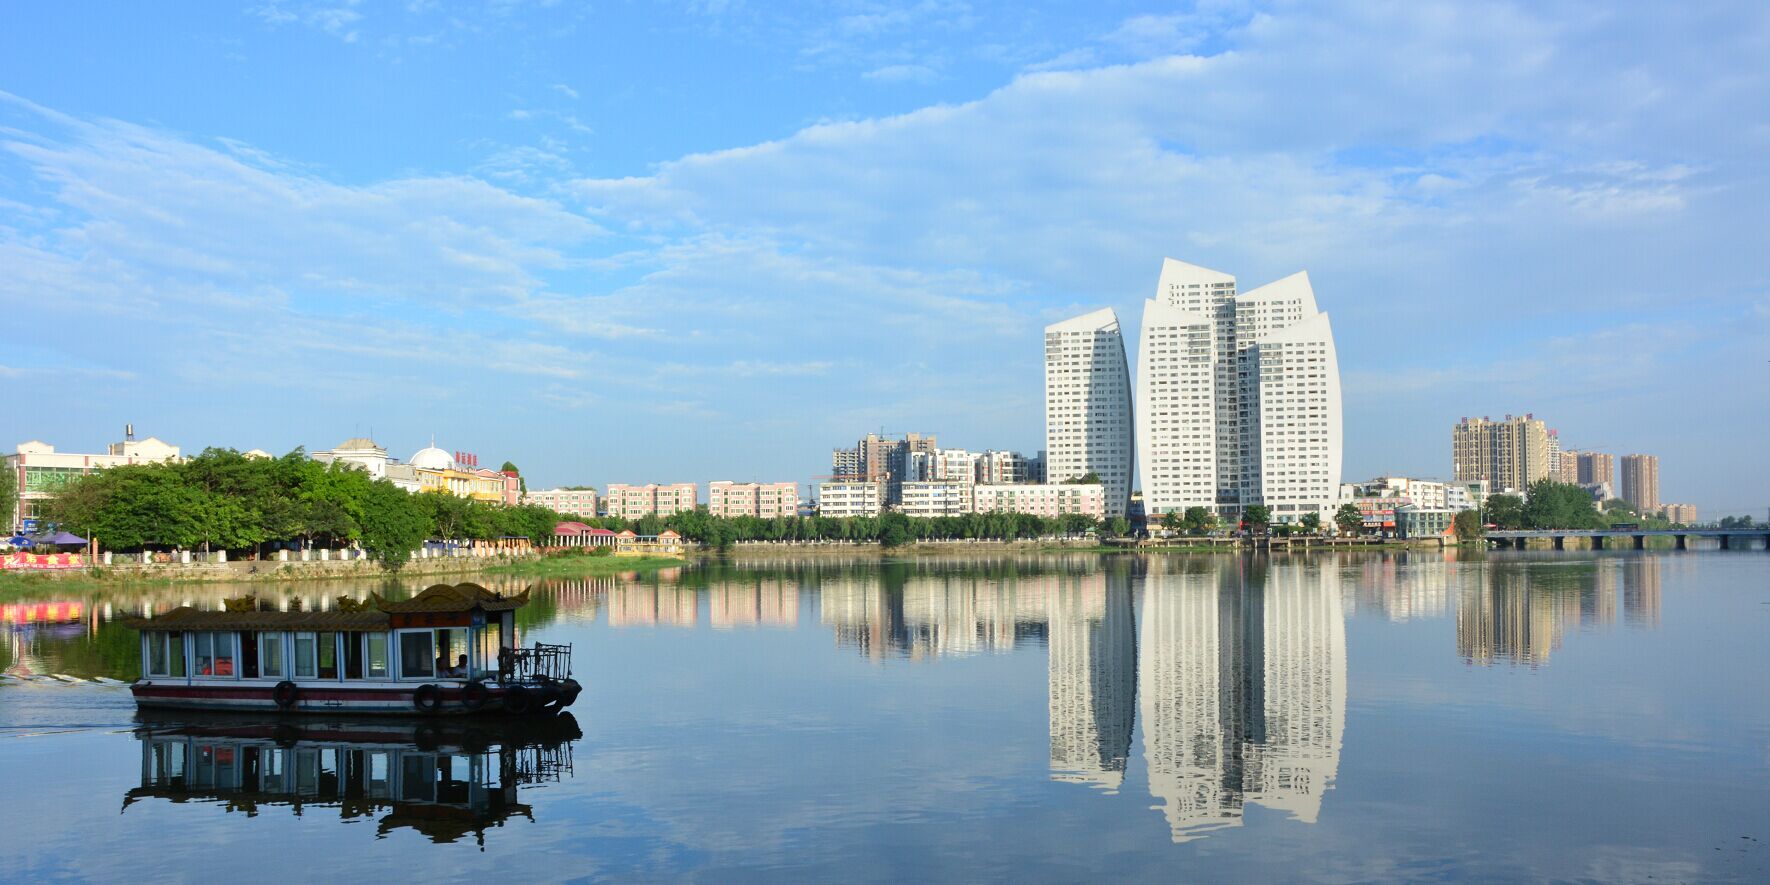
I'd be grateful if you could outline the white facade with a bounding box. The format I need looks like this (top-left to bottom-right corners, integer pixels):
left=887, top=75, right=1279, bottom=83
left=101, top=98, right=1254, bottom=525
left=1136, top=259, right=1342, bottom=523
left=899, top=481, right=974, bottom=518
left=1044, top=308, right=1134, bottom=518
left=312, top=437, right=391, bottom=479
left=817, top=481, right=885, bottom=518
left=6, top=436, right=183, bottom=532
left=974, top=483, right=1106, bottom=520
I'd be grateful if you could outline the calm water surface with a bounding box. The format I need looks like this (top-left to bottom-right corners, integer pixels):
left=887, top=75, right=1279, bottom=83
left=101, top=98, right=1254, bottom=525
left=2, top=551, right=1767, bottom=882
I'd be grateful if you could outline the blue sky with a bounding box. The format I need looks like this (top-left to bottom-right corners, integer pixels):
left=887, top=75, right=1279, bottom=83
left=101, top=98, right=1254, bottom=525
left=2, top=1, right=1766, bottom=516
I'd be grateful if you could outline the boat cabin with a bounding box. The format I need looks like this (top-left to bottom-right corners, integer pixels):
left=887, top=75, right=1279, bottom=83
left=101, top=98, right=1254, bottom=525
left=131, top=584, right=530, bottom=686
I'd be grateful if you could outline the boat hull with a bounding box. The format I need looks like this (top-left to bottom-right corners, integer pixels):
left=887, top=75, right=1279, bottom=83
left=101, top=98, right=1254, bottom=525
left=131, top=679, right=578, bottom=716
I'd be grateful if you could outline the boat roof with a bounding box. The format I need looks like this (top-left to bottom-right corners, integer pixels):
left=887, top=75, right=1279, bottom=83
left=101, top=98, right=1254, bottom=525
left=120, top=583, right=529, bottom=631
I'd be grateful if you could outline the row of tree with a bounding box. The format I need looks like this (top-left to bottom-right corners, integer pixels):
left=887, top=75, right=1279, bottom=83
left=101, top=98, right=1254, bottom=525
left=43, top=448, right=566, bottom=567
left=1480, top=480, right=1675, bottom=531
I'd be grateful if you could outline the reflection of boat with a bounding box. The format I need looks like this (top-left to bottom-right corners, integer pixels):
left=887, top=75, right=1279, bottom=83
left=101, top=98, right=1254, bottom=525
left=122, top=584, right=581, bottom=716
left=123, top=712, right=580, bottom=845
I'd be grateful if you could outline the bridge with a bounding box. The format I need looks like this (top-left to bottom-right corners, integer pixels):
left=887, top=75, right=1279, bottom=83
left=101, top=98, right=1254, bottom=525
left=1485, top=528, right=1770, bottom=551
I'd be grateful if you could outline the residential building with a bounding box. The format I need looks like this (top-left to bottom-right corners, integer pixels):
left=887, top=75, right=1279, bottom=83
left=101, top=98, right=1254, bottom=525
left=1446, top=480, right=1489, bottom=512
left=1545, top=430, right=1562, bottom=479
left=904, top=449, right=981, bottom=484
left=1045, top=308, right=1134, bottom=518
left=551, top=521, right=617, bottom=548
left=708, top=481, right=799, bottom=518
left=1555, top=448, right=1584, bottom=483
left=1577, top=451, right=1614, bottom=487
left=1660, top=503, right=1697, bottom=525
left=526, top=488, right=600, bottom=519
left=4, top=431, right=182, bottom=532
left=817, top=480, right=885, bottom=518
left=1136, top=259, right=1343, bottom=524
left=830, top=432, right=939, bottom=504
left=974, top=483, right=1106, bottom=520
left=605, top=483, right=699, bottom=519
left=1619, top=454, right=1659, bottom=513
left=1452, top=414, right=1549, bottom=493
left=978, top=449, right=1044, bottom=485
left=1346, top=496, right=1410, bottom=533
left=899, top=481, right=975, bottom=518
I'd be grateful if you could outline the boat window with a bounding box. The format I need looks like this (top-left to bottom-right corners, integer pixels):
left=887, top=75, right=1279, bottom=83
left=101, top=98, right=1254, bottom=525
left=194, top=633, right=235, bottom=678
left=399, top=632, right=435, bottom=679
left=400, top=754, right=437, bottom=802
left=293, top=633, right=317, bottom=679
left=148, top=632, right=168, bottom=675
left=365, top=633, right=389, bottom=678
left=316, top=632, right=338, bottom=679
left=434, top=628, right=469, bottom=679
left=259, top=632, right=286, bottom=679
left=366, top=751, right=392, bottom=798
left=167, top=633, right=186, bottom=677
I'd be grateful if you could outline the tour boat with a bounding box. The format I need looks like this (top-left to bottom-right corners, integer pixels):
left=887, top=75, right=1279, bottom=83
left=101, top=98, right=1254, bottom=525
left=125, top=583, right=581, bottom=716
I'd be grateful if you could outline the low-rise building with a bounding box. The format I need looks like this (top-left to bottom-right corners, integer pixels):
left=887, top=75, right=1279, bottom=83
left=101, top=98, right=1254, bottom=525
left=1346, top=496, right=1410, bottom=533
left=5, top=432, right=182, bottom=532
left=899, top=481, right=975, bottom=517
left=973, top=483, right=1105, bottom=520
left=708, top=481, right=799, bottom=518
left=551, top=521, right=617, bottom=548
left=818, top=481, right=885, bottom=518
left=527, top=488, right=600, bottom=519
left=615, top=529, right=686, bottom=556
left=978, top=449, right=1044, bottom=484
left=1660, top=503, right=1698, bottom=525
left=1394, top=505, right=1456, bottom=539
left=605, top=483, right=698, bottom=519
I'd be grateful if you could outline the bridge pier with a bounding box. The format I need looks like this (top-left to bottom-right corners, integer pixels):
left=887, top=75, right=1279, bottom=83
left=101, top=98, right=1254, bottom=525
left=1675, top=534, right=1687, bottom=550
left=1633, top=534, right=1646, bottom=550
left=1720, top=535, right=1731, bottom=550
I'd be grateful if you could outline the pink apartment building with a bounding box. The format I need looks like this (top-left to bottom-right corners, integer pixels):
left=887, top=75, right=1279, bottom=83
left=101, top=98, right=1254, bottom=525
left=605, top=483, right=699, bottom=519
left=526, top=488, right=600, bottom=519
left=708, top=481, right=799, bottom=518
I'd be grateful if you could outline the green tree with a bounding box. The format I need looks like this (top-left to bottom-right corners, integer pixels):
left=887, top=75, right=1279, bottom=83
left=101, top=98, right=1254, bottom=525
left=1106, top=516, right=1131, bottom=537
left=0, top=464, right=17, bottom=532
left=1182, top=506, right=1216, bottom=535
left=1243, top=505, right=1272, bottom=532
left=1484, top=494, right=1525, bottom=529
left=1299, top=512, right=1322, bottom=534
left=358, top=479, right=429, bottom=569
left=1453, top=509, right=1484, bottom=540
left=1159, top=511, right=1183, bottom=534
left=1334, top=503, right=1364, bottom=535
left=1522, top=480, right=1603, bottom=529
left=1064, top=472, right=1102, bottom=485
left=499, top=460, right=526, bottom=494
left=878, top=512, right=913, bottom=548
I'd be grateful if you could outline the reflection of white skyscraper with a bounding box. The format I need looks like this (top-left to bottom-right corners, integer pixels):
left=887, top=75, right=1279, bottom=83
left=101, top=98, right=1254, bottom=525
left=1045, top=308, right=1134, bottom=518
left=1139, top=563, right=1346, bottom=843
left=1136, top=259, right=1342, bottom=523
left=1048, top=572, right=1136, bottom=792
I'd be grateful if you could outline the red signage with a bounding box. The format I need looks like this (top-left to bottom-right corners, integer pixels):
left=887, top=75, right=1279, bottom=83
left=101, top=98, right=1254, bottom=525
left=454, top=451, right=480, bottom=468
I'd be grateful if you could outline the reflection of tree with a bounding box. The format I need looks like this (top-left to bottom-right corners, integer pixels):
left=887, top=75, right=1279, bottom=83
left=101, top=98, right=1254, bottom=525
left=1455, top=557, right=1666, bottom=666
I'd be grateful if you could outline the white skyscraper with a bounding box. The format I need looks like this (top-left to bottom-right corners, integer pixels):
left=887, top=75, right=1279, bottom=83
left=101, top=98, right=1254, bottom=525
left=1044, top=308, right=1134, bottom=518
left=1136, top=259, right=1342, bottom=523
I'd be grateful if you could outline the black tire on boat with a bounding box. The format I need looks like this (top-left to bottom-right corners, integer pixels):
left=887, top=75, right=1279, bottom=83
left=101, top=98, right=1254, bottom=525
left=460, top=680, right=491, bottom=711
left=502, top=685, right=535, bottom=715
left=273, top=680, right=299, bottom=710
left=413, top=723, right=441, bottom=752
left=560, top=678, right=583, bottom=708
left=537, top=684, right=563, bottom=713
left=412, top=682, right=444, bottom=714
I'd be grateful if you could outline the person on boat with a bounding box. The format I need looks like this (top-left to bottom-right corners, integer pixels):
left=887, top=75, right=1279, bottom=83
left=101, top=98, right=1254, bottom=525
left=452, top=654, right=468, bottom=677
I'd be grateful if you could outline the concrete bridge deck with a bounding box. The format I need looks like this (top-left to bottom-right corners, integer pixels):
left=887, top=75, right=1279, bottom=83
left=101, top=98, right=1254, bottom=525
left=1485, top=528, right=1770, bottom=550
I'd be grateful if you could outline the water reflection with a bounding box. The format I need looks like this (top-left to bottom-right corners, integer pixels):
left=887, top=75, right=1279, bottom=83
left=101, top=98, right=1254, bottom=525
left=123, top=714, right=580, bottom=847
left=1455, top=557, right=1663, bottom=666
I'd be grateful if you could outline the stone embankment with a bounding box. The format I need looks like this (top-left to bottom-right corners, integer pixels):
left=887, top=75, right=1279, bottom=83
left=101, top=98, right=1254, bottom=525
left=10, top=551, right=537, bottom=584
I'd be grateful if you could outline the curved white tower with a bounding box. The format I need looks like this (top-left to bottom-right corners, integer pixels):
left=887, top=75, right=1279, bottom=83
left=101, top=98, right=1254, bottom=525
left=1044, top=308, right=1134, bottom=518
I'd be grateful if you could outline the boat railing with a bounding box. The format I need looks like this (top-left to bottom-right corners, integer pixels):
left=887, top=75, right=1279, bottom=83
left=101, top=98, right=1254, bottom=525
left=498, top=642, right=573, bottom=685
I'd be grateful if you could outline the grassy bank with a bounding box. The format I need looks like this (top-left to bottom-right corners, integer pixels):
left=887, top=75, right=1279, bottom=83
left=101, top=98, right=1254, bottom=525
left=481, top=555, right=686, bottom=578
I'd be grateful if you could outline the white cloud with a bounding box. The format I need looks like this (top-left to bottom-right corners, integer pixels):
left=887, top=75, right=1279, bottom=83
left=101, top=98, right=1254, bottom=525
left=862, top=64, right=939, bottom=84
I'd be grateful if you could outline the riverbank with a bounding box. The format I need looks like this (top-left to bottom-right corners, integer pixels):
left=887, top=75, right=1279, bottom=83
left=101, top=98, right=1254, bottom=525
left=0, top=551, right=689, bottom=594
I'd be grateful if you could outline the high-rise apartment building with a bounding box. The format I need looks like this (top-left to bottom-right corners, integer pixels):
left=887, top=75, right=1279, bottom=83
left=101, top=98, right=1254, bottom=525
left=1451, top=415, right=1549, bottom=493
left=1577, top=452, right=1614, bottom=487
left=707, top=481, right=799, bottom=518
left=1135, top=259, right=1343, bottom=523
left=830, top=432, right=938, bottom=504
left=1555, top=448, right=1584, bottom=483
left=1660, top=503, right=1697, bottom=525
left=978, top=449, right=1044, bottom=485
left=1045, top=308, right=1134, bottom=518
left=1546, top=430, right=1562, bottom=479
left=604, top=483, right=698, bottom=519
left=1619, top=454, right=1659, bottom=513
left=817, top=480, right=885, bottom=518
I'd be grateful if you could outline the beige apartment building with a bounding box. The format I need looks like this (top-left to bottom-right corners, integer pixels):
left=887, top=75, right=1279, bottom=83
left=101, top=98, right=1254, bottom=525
left=605, top=483, right=698, bottom=519
left=974, top=483, right=1106, bottom=520
left=1619, top=454, right=1659, bottom=513
left=1451, top=415, right=1549, bottom=493
left=899, top=481, right=975, bottom=517
left=1577, top=452, right=1614, bottom=487
left=817, top=480, right=885, bottom=518
left=1660, top=503, right=1697, bottom=525
left=708, top=481, right=799, bottom=518
left=1555, top=448, right=1584, bottom=484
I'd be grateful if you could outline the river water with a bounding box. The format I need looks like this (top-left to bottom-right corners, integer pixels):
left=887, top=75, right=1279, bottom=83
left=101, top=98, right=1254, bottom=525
left=2, top=550, right=1766, bottom=882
